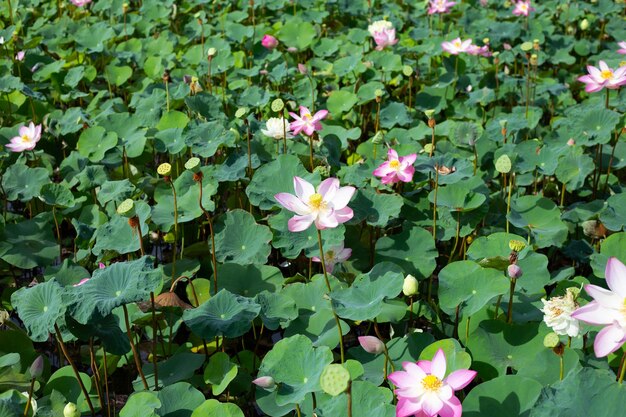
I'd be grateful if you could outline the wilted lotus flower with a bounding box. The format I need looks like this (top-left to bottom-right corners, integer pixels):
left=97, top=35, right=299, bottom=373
left=261, top=34, right=278, bottom=49
left=312, top=242, right=351, bottom=273
left=388, top=349, right=476, bottom=417
left=512, top=0, right=535, bottom=16
left=6, top=121, right=41, bottom=152
left=578, top=61, right=626, bottom=93
left=402, top=274, right=419, bottom=296
left=541, top=289, right=580, bottom=337
left=373, top=148, right=417, bottom=184
left=358, top=336, right=385, bottom=354
left=572, top=257, right=626, bottom=357
left=261, top=117, right=293, bottom=140
left=367, top=20, right=398, bottom=51
left=289, top=106, right=328, bottom=136
left=441, top=37, right=473, bottom=55
left=428, top=0, right=456, bottom=14
left=467, top=44, right=492, bottom=57
left=252, top=376, right=276, bottom=390
left=618, top=41, right=626, bottom=55
left=274, top=177, right=355, bottom=232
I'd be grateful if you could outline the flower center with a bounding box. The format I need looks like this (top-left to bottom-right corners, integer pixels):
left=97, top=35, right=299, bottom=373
left=303, top=113, right=313, bottom=121
left=21, top=134, right=30, bottom=142
left=601, top=69, right=613, bottom=80
left=520, top=3, right=528, bottom=11
left=389, top=159, right=401, bottom=170
left=453, top=40, right=461, bottom=48
left=308, top=193, right=325, bottom=209
left=422, top=375, right=443, bottom=392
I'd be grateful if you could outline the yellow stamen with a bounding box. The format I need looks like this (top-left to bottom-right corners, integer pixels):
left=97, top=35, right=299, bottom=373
left=389, top=160, right=401, bottom=169
left=21, top=135, right=30, bottom=142
left=453, top=41, right=461, bottom=48
left=308, top=193, right=325, bottom=209
left=303, top=113, right=313, bottom=120
left=422, top=375, right=443, bottom=392
left=601, top=70, right=613, bottom=80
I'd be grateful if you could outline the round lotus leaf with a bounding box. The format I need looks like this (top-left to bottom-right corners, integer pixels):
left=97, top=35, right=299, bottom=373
left=0, top=212, right=59, bottom=269
left=462, top=375, right=542, bottom=417
left=203, top=352, right=238, bottom=396
left=77, top=126, right=118, bottom=162
left=155, top=382, right=205, bottom=417
left=119, top=392, right=161, bottom=417
left=10, top=279, right=65, bottom=342
left=1, top=163, right=49, bottom=202
left=211, top=209, right=272, bottom=265
left=327, top=90, right=358, bottom=115
left=320, top=364, right=350, bottom=396
left=133, top=352, right=205, bottom=391
left=191, top=400, right=244, bottom=417
left=375, top=225, right=437, bottom=279
left=507, top=195, right=568, bottom=248
left=44, top=366, right=92, bottom=413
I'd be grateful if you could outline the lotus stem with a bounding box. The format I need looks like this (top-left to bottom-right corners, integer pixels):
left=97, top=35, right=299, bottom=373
left=295, top=404, right=302, bottom=417
left=506, top=173, right=514, bottom=232
left=102, top=346, right=111, bottom=417
left=282, top=113, right=287, bottom=154
left=494, top=294, right=502, bottom=319
left=373, top=320, right=395, bottom=379
left=432, top=167, right=439, bottom=239
left=309, top=134, right=315, bottom=171
left=52, top=205, right=62, bottom=260
left=88, top=338, right=105, bottom=414
left=196, top=178, right=219, bottom=293
left=122, top=304, right=149, bottom=390
left=245, top=119, right=253, bottom=181
left=23, top=378, right=35, bottom=416
left=559, top=354, right=564, bottom=381
left=168, top=180, right=179, bottom=278
left=316, top=228, right=345, bottom=363
left=54, top=324, right=96, bottom=416
left=618, top=351, right=626, bottom=384
left=507, top=277, right=517, bottom=324
left=150, top=292, right=159, bottom=390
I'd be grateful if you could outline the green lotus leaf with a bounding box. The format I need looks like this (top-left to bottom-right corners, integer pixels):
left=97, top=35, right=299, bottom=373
left=379, top=102, right=411, bottom=129
left=182, top=289, right=260, bottom=340
left=349, top=188, right=403, bottom=227
left=315, top=380, right=395, bottom=417
left=600, top=193, right=626, bottom=231
left=590, top=232, right=626, bottom=278
left=44, top=366, right=92, bottom=413
left=10, top=279, right=65, bottom=342
left=258, top=334, right=333, bottom=406
left=211, top=209, right=272, bottom=265
left=77, top=126, right=118, bottom=162
left=555, top=148, right=595, bottom=191
left=68, top=257, right=162, bottom=324
left=133, top=352, right=204, bottom=392
left=438, top=261, right=509, bottom=318
left=104, top=64, right=132, bottom=86
left=331, top=262, right=404, bottom=321
left=191, top=400, right=244, bottom=417
left=429, top=183, right=486, bottom=212
left=0, top=353, right=32, bottom=392
left=277, top=20, right=316, bottom=50
left=203, top=352, right=238, bottom=396
left=0, top=390, right=29, bottom=417
left=255, top=290, right=298, bottom=330
left=185, top=121, right=236, bottom=158
left=327, top=90, right=358, bottom=115
left=96, top=179, right=136, bottom=206
left=214, top=263, right=284, bottom=297
left=516, top=347, right=581, bottom=386
left=119, top=392, right=161, bottom=417
left=1, top=163, right=49, bottom=202
left=375, top=225, right=437, bottom=279
left=463, top=375, right=542, bottom=417
left=0, top=212, right=59, bottom=269
left=419, top=339, right=472, bottom=377
left=157, top=110, right=189, bottom=131
left=507, top=196, right=568, bottom=248
left=65, top=311, right=129, bottom=356
left=99, top=112, right=147, bottom=158
left=246, top=154, right=320, bottom=210
left=156, top=382, right=205, bottom=417
left=91, top=200, right=150, bottom=256
left=573, top=106, right=620, bottom=146
left=39, top=183, right=75, bottom=208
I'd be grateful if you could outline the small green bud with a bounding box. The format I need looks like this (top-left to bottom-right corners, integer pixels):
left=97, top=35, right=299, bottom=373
left=580, top=19, right=589, bottom=31
left=402, top=274, right=419, bottom=296
left=207, top=47, right=217, bottom=57
left=64, top=402, right=80, bottom=417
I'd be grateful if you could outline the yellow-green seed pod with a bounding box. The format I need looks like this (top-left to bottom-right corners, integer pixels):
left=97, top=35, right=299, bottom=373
left=185, top=157, right=201, bottom=173
left=117, top=199, right=136, bottom=218
left=157, top=163, right=172, bottom=177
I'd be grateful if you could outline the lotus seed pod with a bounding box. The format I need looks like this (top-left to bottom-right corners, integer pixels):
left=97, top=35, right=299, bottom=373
left=358, top=336, right=385, bottom=355
left=424, top=109, right=436, bottom=119
left=29, top=355, right=44, bottom=378
left=508, top=240, right=526, bottom=252
left=402, top=274, right=419, bottom=296
left=507, top=264, right=523, bottom=279
left=185, top=157, right=201, bottom=173
left=423, top=143, right=434, bottom=155
left=320, top=364, right=350, bottom=396
left=495, top=154, right=512, bottom=174
left=530, top=54, right=538, bottom=65
left=271, top=98, right=284, bottom=112
left=374, top=89, right=384, bottom=97
left=252, top=376, right=276, bottom=390
left=313, top=165, right=330, bottom=178
left=402, top=65, right=413, bottom=77
left=157, top=163, right=172, bottom=177
left=520, top=41, right=533, bottom=52
left=235, top=107, right=248, bottom=119
left=207, top=47, right=217, bottom=57
left=566, top=286, right=581, bottom=300
left=63, top=402, right=80, bottom=417
left=117, top=199, right=136, bottom=218
left=0, top=309, right=9, bottom=325
left=543, top=332, right=560, bottom=348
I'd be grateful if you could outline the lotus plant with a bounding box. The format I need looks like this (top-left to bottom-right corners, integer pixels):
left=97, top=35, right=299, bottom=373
left=373, top=148, right=417, bottom=184
left=577, top=61, right=626, bottom=93
left=541, top=288, right=580, bottom=338
left=275, top=177, right=355, bottom=232
left=441, top=38, right=473, bottom=55
left=261, top=117, right=292, bottom=140
left=289, top=106, right=328, bottom=137
left=6, top=122, right=41, bottom=152
left=367, top=20, right=398, bottom=51
left=572, top=257, right=626, bottom=358
left=312, top=242, right=352, bottom=273
left=70, top=0, right=92, bottom=6
left=261, top=34, right=278, bottom=49
left=389, top=349, right=476, bottom=417
left=618, top=41, right=626, bottom=55
left=512, top=0, right=534, bottom=16
left=427, top=0, right=456, bottom=14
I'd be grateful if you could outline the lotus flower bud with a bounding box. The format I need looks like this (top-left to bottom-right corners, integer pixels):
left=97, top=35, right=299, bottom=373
left=567, top=138, right=576, bottom=146
left=252, top=376, right=276, bottom=390
left=580, top=19, right=589, bottom=31
left=358, top=336, right=385, bottom=355
left=64, top=402, right=80, bottom=417
left=287, top=46, right=298, bottom=53
left=507, top=264, right=523, bottom=279
left=402, top=274, right=419, bottom=296
left=297, top=63, right=308, bottom=75
left=29, top=355, right=44, bottom=378
left=261, top=35, right=278, bottom=50
left=207, top=47, right=217, bottom=58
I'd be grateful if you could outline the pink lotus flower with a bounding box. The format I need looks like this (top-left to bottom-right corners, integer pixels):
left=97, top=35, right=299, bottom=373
left=98, top=262, right=106, bottom=269
left=512, top=0, right=535, bottom=16
left=467, top=44, right=492, bottom=57
left=441, top=38, right=473, bottom=55
left=312, top=242, right=352, bottom=273
left=373, top=148, right=417, bottom=184
left=289, top=106, right=328, bottom=136
left=577, top=61, right=626, bottom=93
left=6, top=122, right=42, bottom=152
left=15, top=51, right=25, bottom=61
left=261, top=35, right=278, bottom=50
left=274, top=177, right=355, bottom=232
left=389, top=349, right=476, bottom=417
left=73, top=278, right=90, bottom=287
left=358, top=336, right=385, bottom=354
left=617, top=41, right=626, bottom=55
left=70, top=0, right=91, bottom=6
left=428, top=0, right=456, bottom=14
left=368, top=20, right=398, bottom=51
left=571, top=257, right=626, bottom=357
